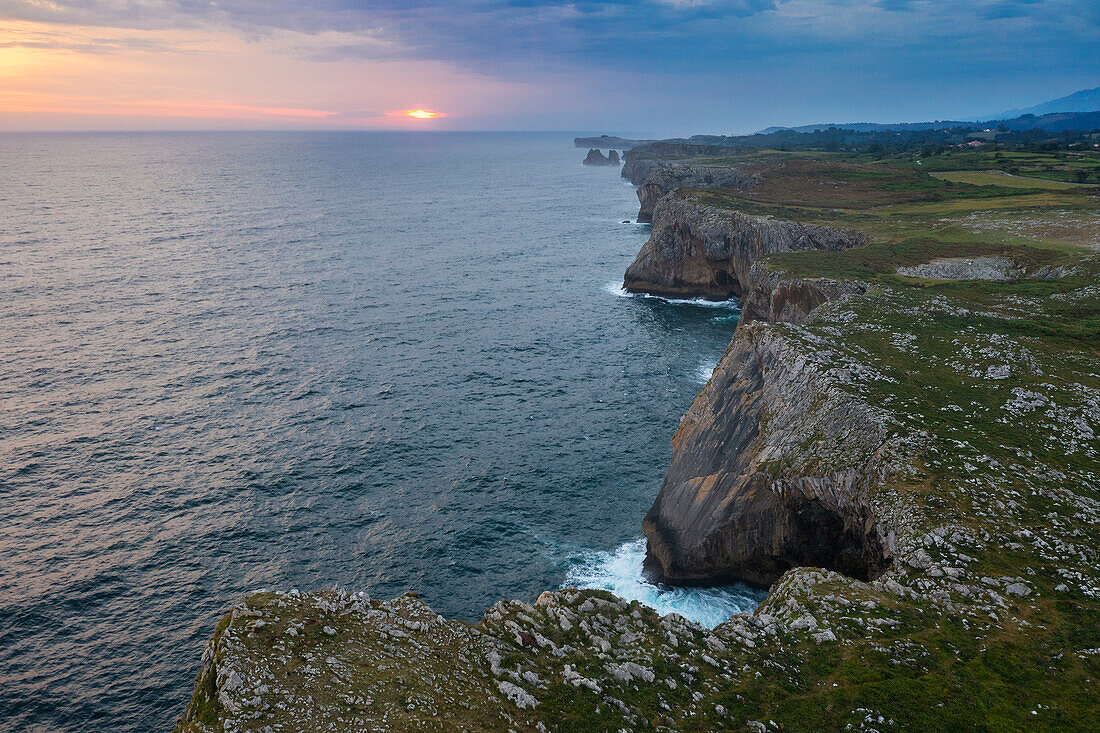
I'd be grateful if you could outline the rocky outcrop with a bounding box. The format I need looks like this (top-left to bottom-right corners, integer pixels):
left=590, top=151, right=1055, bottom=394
left=175, top=583, right=904, bottom=732
left=621, top=143, right=736, bottom=183
left=739, top=260, right=870, bottom=324
left=896, top=256, right=1021, bottom=280
left=623, top=194, right=867, bottom=300
left=635, top=164, right=756, bottom=222
left=642, top=320, right=901, bottom=587
left=583, top=148, right=619, bottom=166
left=622, top=156, right=661, bottom=185
left=895, top=256, right=1079, bottom=281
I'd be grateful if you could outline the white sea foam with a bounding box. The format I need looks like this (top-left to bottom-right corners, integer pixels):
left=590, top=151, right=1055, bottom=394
left=563, top=538, right=765, bottom=628
left=604, top=281, right=740, bottom=309
left=694, top=359, right=718, bottom=385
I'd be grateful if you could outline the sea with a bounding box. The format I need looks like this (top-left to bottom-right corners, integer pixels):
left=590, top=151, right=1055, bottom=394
left=0, top=131, right=764, bottom=732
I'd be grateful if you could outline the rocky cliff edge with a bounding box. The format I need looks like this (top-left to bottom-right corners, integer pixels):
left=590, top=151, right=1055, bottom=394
left=623, top=193, right=866, bottom=301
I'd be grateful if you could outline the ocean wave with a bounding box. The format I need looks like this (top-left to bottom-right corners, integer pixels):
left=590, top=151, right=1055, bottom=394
left=563, top=538, right=765, bottom=628
left=604, top=281, right=740, bottom=310
left=694, top=359, right=718, bottom=385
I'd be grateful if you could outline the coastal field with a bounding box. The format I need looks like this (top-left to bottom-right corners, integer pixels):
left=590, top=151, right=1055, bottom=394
left=677, top=154, right=1100, bottom=284
left=930, top=170, right=1091, bottom=189
left=913, top=148, right=1100, bottom=183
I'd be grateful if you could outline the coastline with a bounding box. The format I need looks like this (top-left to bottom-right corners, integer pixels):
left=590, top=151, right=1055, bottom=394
left=176, top=140, right=1100, bottom=732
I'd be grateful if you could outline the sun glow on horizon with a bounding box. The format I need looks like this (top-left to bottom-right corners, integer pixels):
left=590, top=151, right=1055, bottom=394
left=0, top=19, right=495, bottom=130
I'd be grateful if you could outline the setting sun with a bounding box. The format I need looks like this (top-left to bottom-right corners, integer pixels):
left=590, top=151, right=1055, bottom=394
left=407, top=109, right=442, bottom=119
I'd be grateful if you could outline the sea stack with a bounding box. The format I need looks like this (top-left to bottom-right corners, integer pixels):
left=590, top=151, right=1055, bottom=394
left=583, top=148, right=619, bottom=166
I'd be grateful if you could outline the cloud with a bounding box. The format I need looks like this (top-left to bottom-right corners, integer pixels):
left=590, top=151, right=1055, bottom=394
left=0, top=1, right=783, bottom=69
left=0, top=0, right=1095, bottom=132
left=0, top=18, right=192, bottom=54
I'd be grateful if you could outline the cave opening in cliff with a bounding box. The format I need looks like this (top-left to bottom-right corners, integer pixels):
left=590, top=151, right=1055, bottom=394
left=788, top=498, right=892, bottom=583
left=711, top=268, right=742, bottom=300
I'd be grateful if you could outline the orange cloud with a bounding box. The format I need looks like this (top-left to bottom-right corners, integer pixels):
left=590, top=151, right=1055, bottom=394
left=0, top=19, right=523, bottom=130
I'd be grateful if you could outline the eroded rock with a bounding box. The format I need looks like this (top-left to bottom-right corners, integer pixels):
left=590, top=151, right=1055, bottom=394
left=642, top=320, right=901, bottom=586
left=623, top=193, right=866, bottom=301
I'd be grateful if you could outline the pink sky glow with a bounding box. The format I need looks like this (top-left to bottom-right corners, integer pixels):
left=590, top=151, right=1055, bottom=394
left=0, top=20, right=525, bottom=130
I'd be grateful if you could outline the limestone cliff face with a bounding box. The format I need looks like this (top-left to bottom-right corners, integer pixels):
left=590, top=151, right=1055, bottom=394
left=622, top=156, right=661, bottom=185
left=623, top=194, right=866, bottom=301
left=642, top=320, right=899, bottom=587
left=738, top=260, right=870, bottom=325
left=628, top=193, right=890, bottom=586
left=636, top=183, right=663, bottom=222
left=635, top=165, right=756, bottom=223
left=621, top=143, right=734, bottom=184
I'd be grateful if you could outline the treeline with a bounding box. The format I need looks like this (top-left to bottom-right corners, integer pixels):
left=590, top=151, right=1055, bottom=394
left=657, top=125, right=1100, bottom=156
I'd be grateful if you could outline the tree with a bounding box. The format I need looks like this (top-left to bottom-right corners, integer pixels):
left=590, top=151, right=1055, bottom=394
left=1075, top=170, right=1090, bottom=184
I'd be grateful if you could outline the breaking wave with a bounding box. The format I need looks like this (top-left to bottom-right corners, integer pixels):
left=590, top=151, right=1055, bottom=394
left=604, top=281, right=740, bottom=309
left=694, top=359, right=719, bottom=385
left=563, top=538, right=766, bottom=629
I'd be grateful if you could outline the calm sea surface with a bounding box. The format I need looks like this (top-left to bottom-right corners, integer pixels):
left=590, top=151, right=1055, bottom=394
left=0, top=132, right=763, bottom=731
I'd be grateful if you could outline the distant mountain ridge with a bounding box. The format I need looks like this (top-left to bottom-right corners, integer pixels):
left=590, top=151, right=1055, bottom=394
left=757, top=87, right=1100, bottom=135
left=984, top=86, right=1100, bottom=120
left=757, top=110, right=1100, bottom=136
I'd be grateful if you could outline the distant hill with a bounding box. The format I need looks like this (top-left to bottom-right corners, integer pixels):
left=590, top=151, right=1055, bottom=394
left=757, top=121, right=958, bottom=134
left=755, top=86, right=1100, bottom=136
left=983, top=86, right=1100, bottom=120
left=1003, top=111, right=1100, bottom=132
left=755, top=110, right=1100, bottom=136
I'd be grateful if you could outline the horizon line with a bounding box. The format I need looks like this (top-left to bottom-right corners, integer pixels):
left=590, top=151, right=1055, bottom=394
left=0, top=128, right=660, bottom=136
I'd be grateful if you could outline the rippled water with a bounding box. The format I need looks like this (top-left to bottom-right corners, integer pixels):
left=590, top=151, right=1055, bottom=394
left=0, top=132, right=764, bottom=731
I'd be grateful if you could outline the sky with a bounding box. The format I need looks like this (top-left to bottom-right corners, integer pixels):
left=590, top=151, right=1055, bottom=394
left=0, top=0, right=1097, bottom=136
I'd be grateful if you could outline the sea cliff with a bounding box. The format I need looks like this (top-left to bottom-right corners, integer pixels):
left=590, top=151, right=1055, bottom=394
left=641, top=316, right=901, bottom=588
left=623, top=193, right=866, bottom=300
left=634, top=164, right=756, bottom=222
left=737, top=260, right=869, bottom=324
left=620, top=142, right=735, bottom=184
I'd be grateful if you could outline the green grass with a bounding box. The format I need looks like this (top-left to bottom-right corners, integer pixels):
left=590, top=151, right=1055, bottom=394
left=669, top=152, right=1098, bottom=289
left=931, top=171, right=1092, bottom=190
left=913, top=149, right=1100, bottom=183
